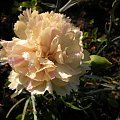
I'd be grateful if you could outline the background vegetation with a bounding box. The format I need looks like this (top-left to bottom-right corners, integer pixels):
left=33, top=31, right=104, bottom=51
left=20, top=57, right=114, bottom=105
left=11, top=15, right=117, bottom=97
left=0, top=0, right=120, bottom=120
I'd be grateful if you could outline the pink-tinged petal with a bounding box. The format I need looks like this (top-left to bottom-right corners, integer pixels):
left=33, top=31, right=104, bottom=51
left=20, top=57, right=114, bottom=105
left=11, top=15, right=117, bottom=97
left=60, top=31, right=74, bottom=50
left=8, top=70, right=20, bottom=89
left=13, top=60, right=28, bottom=74
left=54, top=44, right=64, bottom=64
left=27, top=80, right=43, bottom=90
left=19, top=75, right=43, bottom=89
left=52, top=78, right=68, bottom=87
left=55, top=64, right=79, bottom=80
left=50, top=36, right=59, bottom=53
left=40, top=27, right=59, bottom=53
left=62, top=23, right=71, bottom=34
left=39, top=58, right=56, bottom=72
left=4, top=9, right=88, bottom=96
left=8, top=57, right=24, bottom=66
left=34, top=70, right=49, bottom=81
left=1, top=40, right=15, bottom=53
left=14, top=21, right=27, bottom=39
left=45, top=80, right=53, bottom=94
left=48, top=71, right=56, bottom=79
left=29, top=81, right=47, bottom=95
left=18, top=9, right=31, bottom=22
left=27, top=80, right=33, bottom=89
left=40, top=27, right=51, bottom=49
left=54, top=51, right=64, bottom=64
left=50, top=27, right=60, bottom=42
left=52, top=75, right=80, bottom=96
left=0, top=48, right=7, bottom=61
left=29, top=80, right=53, bottom=95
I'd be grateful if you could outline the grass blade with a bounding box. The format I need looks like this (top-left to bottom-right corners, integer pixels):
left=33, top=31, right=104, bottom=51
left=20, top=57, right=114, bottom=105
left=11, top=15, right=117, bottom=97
left=6, top=97, right=26, bottom=118
left=22, top=97, right=30, bottom=120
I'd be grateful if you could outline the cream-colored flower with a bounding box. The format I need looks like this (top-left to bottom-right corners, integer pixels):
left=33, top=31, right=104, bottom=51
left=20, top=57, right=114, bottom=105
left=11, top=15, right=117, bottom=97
left=0, top=9, right=89, bottom=96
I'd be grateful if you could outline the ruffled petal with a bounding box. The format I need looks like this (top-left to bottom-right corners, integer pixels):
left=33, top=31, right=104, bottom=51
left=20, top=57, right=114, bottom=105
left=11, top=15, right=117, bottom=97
left=14, top=21, right=27, bottom=39
left=1, top=9, right=88, bottom=96
left=55, top=64, right=79, bottom=80
left=30, top=80, right=53, bottom=95
left=52, top=75, right=80, bottom=96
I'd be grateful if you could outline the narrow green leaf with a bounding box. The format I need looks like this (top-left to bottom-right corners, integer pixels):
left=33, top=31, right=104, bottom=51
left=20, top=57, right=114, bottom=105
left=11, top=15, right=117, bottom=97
left=92, top=27, right=98, bottom=36
left=6, top=97, right=26, bottom=118
left=97, top=35, right=107, bottom=42
left=10, top=89, right=23, bottom=99
left=59, top=0, right=81, bottom=12
left=112, top=0, right=119, bottom=7
left=65, top=102, right=81, bottom=110
left=78, top=103, right=92, bottom=114
left=83, top=32, right=89, bottom=39
left=22, top=98, right=30, bottom=120
left=41, top=2, right=56, bottom=8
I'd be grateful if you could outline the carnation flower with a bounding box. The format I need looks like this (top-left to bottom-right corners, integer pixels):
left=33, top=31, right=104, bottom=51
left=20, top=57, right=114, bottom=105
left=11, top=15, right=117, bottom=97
left=0, top=9, right=89, bottom=96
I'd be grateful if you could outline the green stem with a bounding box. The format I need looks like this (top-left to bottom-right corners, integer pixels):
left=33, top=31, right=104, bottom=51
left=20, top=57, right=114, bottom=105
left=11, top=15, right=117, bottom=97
left=55, top=0, right=61, bottom=12
left=59, top=0, right=72, bottom=12
left=85, top=86, right=120, bottom=95
left=31, top=95, right=38, bottom=120
left=96, top=36, right=120, bottom=55
left=111, top=36, right=120, bottom=43
left=22, top=97, right=30, bottom=120
left=6, top=98, right=26, bottom=118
